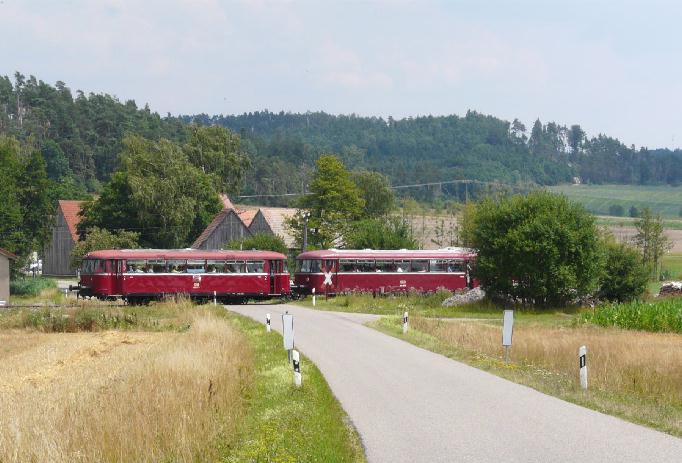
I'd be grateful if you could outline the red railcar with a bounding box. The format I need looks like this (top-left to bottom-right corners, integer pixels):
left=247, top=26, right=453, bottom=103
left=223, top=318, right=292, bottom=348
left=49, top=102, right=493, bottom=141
left=75, top=249, right=290, bottom=304
left=293, top=248, right=478, bottom=295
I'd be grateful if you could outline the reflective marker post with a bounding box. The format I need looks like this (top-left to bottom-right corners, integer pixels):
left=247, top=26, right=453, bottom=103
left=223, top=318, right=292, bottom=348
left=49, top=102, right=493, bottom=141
left=402, top=311, right=409, bottom=334
left=282, top=312, right=294, bottom=364
left=502, top=309, right=514, bottom=363
left=579, top=345, right=588, bottom=390
left=266, top=312, right=271, bottom=332
left=213, top=290, right=217, bottom=306
left=312, top=287, right=316, bottom=306
left=292, top=349, right=302, bottom=387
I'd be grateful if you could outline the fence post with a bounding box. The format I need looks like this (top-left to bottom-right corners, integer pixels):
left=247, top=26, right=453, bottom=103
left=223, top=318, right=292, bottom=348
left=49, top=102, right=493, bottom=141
left=402, top=311, right=409, bottom=334
left=293, top=349, right=302, bottom=387
left=579, top=345, right=588, bottom=390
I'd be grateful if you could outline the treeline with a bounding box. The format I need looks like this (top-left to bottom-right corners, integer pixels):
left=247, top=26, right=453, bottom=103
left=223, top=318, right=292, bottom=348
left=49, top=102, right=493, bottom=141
left=188, top=111, right=682, bottom=200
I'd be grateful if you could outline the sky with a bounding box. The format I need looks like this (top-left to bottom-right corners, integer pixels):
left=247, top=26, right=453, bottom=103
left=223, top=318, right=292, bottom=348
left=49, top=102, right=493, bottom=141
left=1, top=0, right=680, bottom=149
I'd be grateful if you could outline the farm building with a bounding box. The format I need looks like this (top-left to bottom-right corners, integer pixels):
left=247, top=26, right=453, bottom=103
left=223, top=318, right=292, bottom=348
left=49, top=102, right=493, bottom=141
left=248, top=207, right=298, bottom=250
left=191, top=206, right=258, bottom=250
left=43, top=200, right=84, bottom=276
left=192, top=196, right=299, bottom=251
left=0, top=247, right=17, bottom=305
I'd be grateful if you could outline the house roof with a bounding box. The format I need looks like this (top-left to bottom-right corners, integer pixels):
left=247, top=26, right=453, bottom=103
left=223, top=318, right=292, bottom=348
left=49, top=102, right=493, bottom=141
left=0, top=247, right=17, bottom=260
left=58, top=200, right=85, bottom=242
left=237, top=208, right=258, bottom=227
left=253, top=207, right=298, bottom=248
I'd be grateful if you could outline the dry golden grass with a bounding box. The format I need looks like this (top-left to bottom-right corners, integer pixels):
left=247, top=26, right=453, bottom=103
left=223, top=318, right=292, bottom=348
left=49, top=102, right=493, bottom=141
left=0, top=311, right=252, bottom=463
left=412, top=317, right=682, bottom=402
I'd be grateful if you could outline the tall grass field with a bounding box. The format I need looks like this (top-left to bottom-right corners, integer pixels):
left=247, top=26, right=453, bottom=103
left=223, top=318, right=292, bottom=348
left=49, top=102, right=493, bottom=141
left=549, top=184, right=682, bottom=218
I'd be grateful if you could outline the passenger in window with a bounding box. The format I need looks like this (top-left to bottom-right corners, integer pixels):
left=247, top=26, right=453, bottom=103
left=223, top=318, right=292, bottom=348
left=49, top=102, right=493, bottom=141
left=170, top=265, right=181, bottom=273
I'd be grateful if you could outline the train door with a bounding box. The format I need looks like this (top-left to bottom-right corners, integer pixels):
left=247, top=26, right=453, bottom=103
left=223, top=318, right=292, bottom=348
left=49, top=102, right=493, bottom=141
left=113, top=259, right=123, bottom=295
left=268, top=260, right=279, bottom=294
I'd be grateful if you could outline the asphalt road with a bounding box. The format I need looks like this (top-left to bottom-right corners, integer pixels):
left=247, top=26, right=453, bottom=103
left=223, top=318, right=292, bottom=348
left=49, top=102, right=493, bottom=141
left=227, top=303, right=682, bottom=463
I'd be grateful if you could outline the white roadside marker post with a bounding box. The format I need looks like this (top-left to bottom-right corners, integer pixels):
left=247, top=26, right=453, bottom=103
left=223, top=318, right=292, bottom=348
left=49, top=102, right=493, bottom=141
left=213, top=290, right=217, bottom=306
left=579, top=345, right=588, bottom=390
left=282, top=312, right=294, bottom=364
left=312, top=287, right=316, bottom=306
left=402, top=311, right=409, bottom=334
left=266, top=313, right=271, bottom=332
left=502, top=309, right=514, bottom=363
left=292, top=349, right=302, bottom=387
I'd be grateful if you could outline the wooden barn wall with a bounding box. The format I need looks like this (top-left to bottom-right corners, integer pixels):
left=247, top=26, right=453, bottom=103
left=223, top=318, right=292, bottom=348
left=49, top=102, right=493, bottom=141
left=248, top=213, right=274, bottom=237
left=43, top=211, right=77, bottom=276
left=197, top=212, right=250, bottom=250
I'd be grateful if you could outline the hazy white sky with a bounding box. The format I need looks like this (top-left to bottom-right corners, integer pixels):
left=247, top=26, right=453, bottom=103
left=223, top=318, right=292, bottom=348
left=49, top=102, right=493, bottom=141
left=1, top=0, right=680, bottom=148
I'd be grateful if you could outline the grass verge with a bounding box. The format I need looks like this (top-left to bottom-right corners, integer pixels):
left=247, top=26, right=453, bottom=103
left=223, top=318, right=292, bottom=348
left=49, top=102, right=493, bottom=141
left=371, top=315, right=682, bottom=437
left=222, top=312, right=366, bottom=463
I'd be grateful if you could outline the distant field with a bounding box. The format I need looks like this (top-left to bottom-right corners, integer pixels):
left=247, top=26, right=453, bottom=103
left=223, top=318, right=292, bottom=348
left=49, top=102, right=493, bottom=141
left=549, top=184, right=682, bottom=218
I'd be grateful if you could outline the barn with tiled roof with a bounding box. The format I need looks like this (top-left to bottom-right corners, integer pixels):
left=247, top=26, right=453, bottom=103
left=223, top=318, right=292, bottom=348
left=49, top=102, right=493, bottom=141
left=43, top=200, right=85, bottom=276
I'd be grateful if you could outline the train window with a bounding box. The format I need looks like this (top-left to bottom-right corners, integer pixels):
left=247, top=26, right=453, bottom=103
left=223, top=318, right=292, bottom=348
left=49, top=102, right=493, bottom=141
left=411, top=260, right=429, bottom=272
left=126, top=259, right=146, bottom=273
left=395, top=260, right=410, bottom=272
left=450, top=260, right=466, bottom=272
left=357, top=260, right=375, bottom=272
left=80, top=259, right=91, bottom=274
left=430, top=260, right=449, bottom=272
left=187, top=260, right=206, bottom=273
left=338, top=260, right=354, bottom=272
left=246, top=261, right=265, bottom=273
left=298, top=259, right=322, bottom=273
left=226, top=261, right=245, bottom=273
left=375, top=260, right=394, bottom=272
left=281, top=260, right=288, bottom=273
left=207, top=260, right=225, bottom=273
left=147, top=259, right=166, bottom=273
left=167, top=260, right=187, bottom=273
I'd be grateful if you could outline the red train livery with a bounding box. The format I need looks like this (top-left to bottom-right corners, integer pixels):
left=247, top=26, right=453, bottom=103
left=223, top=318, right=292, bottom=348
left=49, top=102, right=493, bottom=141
left=294, top=248, right=477, bottom=295
left=75, top=249, right=290, bottom=304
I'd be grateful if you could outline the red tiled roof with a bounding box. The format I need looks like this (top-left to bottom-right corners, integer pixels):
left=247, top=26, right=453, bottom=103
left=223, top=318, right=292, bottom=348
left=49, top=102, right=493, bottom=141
left=59, top=200, right=85, bottom=242
left=237, top=208, right=258, bottom=227
left=0, top=247, right=17, bottom=260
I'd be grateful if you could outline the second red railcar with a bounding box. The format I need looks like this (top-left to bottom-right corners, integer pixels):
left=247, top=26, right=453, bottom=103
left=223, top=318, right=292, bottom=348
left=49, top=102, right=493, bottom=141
left=294, top=248, right=477, bottom=295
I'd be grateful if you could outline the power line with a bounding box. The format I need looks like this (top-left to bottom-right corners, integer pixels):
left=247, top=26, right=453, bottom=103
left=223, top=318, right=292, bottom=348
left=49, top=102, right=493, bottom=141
left=236, top=179, right=522, bottom=199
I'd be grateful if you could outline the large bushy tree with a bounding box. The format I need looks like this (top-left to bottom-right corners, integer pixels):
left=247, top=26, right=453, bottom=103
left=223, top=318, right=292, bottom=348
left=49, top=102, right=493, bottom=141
left=287, top=155, right=364, bottom=249
left=79, top=135, right=225, bottom=248
left=598, top=238, right=649, bottom=302
left=471, top=191, right=602, bottom=307
left=351, top=170, right=395, bottom=217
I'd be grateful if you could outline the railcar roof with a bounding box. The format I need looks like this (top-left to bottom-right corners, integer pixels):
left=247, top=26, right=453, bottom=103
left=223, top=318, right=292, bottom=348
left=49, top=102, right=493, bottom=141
left=296, top=248, right=476, bottom=259
left=86, top=249, right=287, bottom=260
